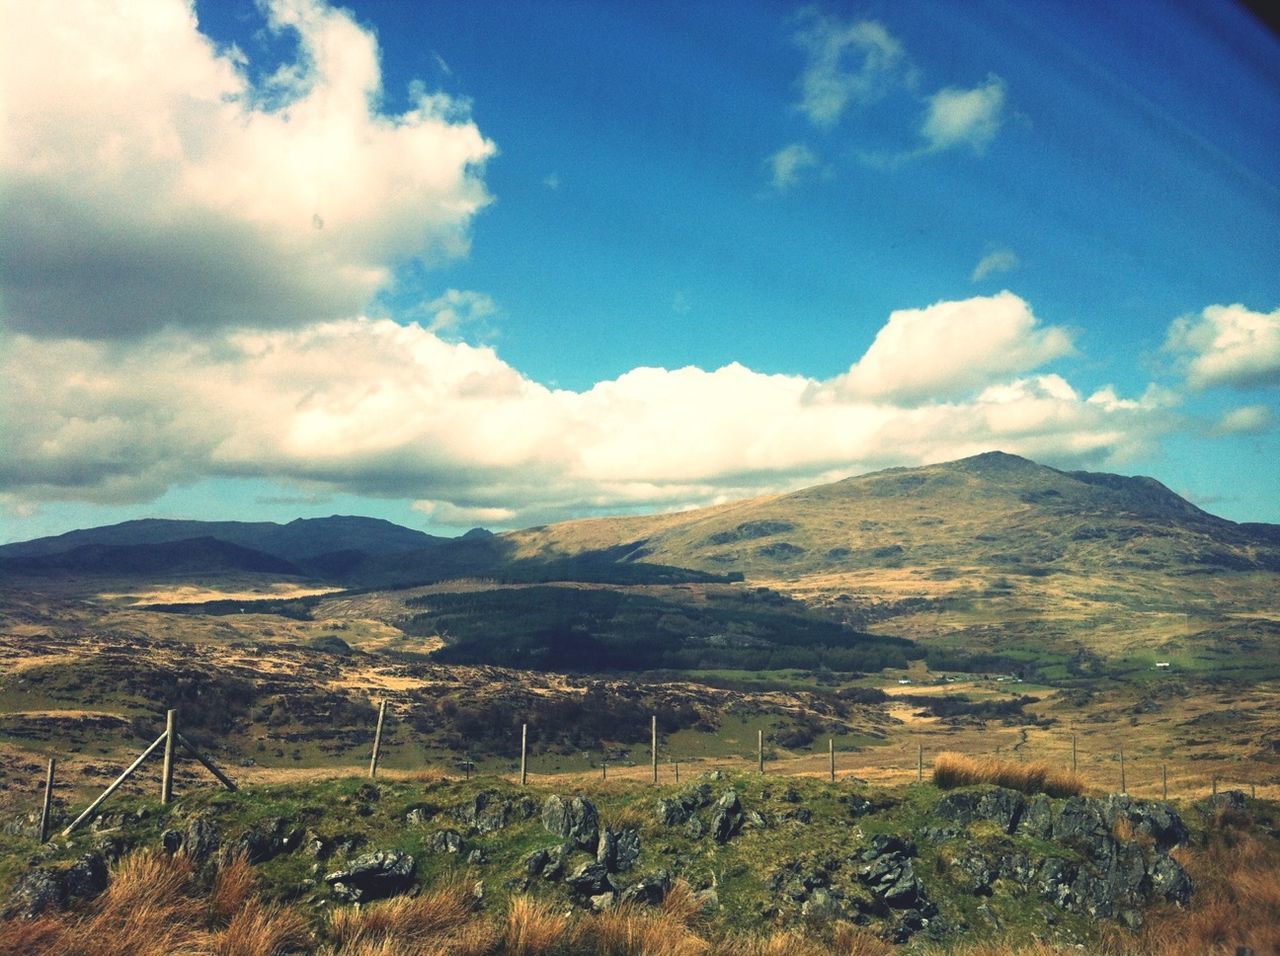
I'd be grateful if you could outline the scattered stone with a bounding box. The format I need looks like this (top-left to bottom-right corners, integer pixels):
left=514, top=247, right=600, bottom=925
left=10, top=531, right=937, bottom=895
left=325, top=849, right=415, bottom=903
left=710, top=790, right=744, bottom=844
left=542, top=795, right=599, bottom=851
left=467, top=849, right=487, bottom=865
left=618, top=871, right=671, bottom=906
left=430, top=829, right=464, bottom=855
left=566, top=860, right=612, bottom=896
left=2, top=853, right=108, bottom=919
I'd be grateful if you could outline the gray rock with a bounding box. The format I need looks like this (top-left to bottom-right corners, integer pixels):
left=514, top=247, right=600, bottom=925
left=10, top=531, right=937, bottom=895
left=597, top=827, right=642, bottom=873
left=524, top=848, right=551, bottom=877
left=566, top=860, right=613, bottom=896
left=710, top=790, right=743, bottom=844
left=430, top=829, right=464, bottom=855
left=590, top=891, right=615, bottom=912
left=801, top=887, right=843, bottom=921
left=618, top=871, right=671, bottom=906
left=935, top=788, right=1026, bottom=834
left=466, top=849, right=486, bottom=865
left=542, top=795, right=599, bottom=851
left=460, top=791, right=515, bottom=833
left=1, top=853, right=107, bottom=919
left=324, top=849, right=415, bottom=903
left=1104, top=795, right=1189, bottom=850
left=1149, top=853, right=1193, bottom=905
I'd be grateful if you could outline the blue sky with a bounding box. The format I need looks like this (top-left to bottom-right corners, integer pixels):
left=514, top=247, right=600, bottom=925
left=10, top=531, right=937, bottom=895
left=1, top=0, right=1277, bottom=543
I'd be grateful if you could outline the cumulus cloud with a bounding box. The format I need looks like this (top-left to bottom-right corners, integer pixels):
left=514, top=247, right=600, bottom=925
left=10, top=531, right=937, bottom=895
left=0, top=0, right=494, bottom=338
left=767, top=143, right=820, bottom=191
left=422, top=289, right=498, bottom=335
left=972, top=248, right=1020, bottom=282
left=829, top=292, right=1074, bottom=404
left=793, top=12, right=908, bottom=127
left=921, top=74, right=1006, bottom=153
left=1164, top=304, right=1280, bottom=390
left=1214, top=404, right=1274, bottom=436
left=0, top=297, right=1170, bottom=526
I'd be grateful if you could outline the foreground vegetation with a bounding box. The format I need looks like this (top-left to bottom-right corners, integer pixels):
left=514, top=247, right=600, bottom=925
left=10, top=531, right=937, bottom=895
left=3, top=763, right=1278, bottom=955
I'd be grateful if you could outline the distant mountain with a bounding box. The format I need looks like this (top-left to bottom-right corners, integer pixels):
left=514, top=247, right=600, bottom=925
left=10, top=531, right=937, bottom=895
left=499, top=451, right=1280, bottom=578
left=0, top=536, right=302, bottom=577
left=0, top=515, right=445, bottom=569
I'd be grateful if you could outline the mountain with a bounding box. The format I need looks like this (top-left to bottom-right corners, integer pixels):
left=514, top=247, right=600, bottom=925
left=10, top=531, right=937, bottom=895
left=499, top=451, right=1280, bottom=579
left=0, top=515, right=444, bottom=569
left=0, top=536, right=302, bottom=577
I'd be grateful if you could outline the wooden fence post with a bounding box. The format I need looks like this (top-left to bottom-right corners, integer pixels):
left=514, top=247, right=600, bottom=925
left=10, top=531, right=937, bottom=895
left=368, top=701, right=386, bottom=783
left=1162, top=764, right=1168, bottom=801
left=520, top=723, right=528, bottom=786
left=651, top=716, right=658, bottom=785
left=828, top=738, right=835, bottom=783
left=1119, top=747, right=1126, bottom=795
left=1071, top=733, right=1077, bottom=773
left=63, top=732, right=168, bottom=836
left=39, top=757, right=56, bottom=844
left=917, top=743, right=923, bottom=783
left=1212, top=776, right=1217, bottom=797
left=674, top=761, right=679, bottom=783
left=161, top=709, right=176, bottom=804
left=174, top=734, right=237, bottom=792
left=757, top=729, right=764, bottom=774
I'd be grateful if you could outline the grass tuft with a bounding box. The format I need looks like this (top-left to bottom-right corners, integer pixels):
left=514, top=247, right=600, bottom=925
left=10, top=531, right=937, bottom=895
left=505, top=894, right=569, bottom=956
left=932, top=752, right=1086, bottom=797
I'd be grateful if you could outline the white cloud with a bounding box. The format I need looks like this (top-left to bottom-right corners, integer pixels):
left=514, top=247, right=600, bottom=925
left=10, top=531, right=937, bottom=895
left=1164, top=304, right=1280, bottom=390
left=0, top=297, right=1169, bottom=525
left=793, top=13, right=908, bottom=127
left=1214, top=404, right=1274, bottom=436
left=972, top=248, right=1020, bottom=282
left=921, top=74, right=1006, bottom=153
left=829, top=292, right=1074, bottom=404
left=422, top=289, right=498, bottom=335
left=767, top=143, right=819, bottom=191
left=0, top=0, right=494, bottom=338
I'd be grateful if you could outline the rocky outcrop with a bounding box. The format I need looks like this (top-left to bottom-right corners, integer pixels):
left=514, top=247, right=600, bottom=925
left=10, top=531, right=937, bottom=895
left=1, top=853, right=108, bottom=919
left=457, top=791, right=537, bottom=834
left=596, top=827, right=641, bottom=873
left=542, top=795, right=599, bottom=851
left=324, top=849, right=415, bottom=903
left=933, top=786, right=1193, bottom=927
left=710, top=791, right=744, bottom=844
left=657, top=784, right=713, bottom=826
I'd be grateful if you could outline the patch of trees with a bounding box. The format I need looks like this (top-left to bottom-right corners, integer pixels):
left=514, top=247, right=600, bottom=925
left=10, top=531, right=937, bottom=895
left=405, top=585, right=919, bottom=674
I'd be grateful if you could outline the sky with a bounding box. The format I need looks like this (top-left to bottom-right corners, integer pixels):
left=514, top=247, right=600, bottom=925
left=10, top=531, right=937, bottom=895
left=1, top=0, right=1278, bottom=544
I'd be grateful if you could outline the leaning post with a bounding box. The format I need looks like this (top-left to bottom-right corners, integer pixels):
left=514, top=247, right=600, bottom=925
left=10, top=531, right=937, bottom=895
left=651, top=716, right=658, bottom=785
left=39, top=757, right=56, bottom=844
left=161, top=709, right=177, bottom=804
left=369, top=700, right=387, bottom=779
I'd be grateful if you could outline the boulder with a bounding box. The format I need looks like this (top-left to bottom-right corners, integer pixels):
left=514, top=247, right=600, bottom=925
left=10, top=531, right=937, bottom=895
left=1, top=853, right=107, bottom=919
left=1103, top=795, right=1189, bottom=850
left=566, top=860, right=613, bottom=896
left=324, top=849, right=415, bottom=903
left=597, top=827, right=642, bottom=873
left=542, top=795, right=599, bottom=851
left=710, top=790, right=743, bottom=844
left=429, top=829, right=465, bottom=855
left=618, top=871, right=671, bottom=906
left=935, top=788, right=1026, bottom=834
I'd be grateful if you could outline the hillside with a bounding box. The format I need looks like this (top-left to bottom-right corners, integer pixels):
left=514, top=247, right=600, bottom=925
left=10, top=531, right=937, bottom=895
left=502, top=452, right=1280, bottom=579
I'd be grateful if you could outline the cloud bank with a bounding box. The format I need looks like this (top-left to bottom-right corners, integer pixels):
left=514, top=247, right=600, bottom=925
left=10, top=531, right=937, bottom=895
left=1165, top=304, right=1280, bottom=390
left=0, top=0, right=494, bottom=338
left=0, top=295, right=1173, bottom=527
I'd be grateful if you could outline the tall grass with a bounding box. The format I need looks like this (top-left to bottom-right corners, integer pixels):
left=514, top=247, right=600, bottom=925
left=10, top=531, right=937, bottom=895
left=504, top=895, right=569, bottom=956
left=932, top=751, right=1086, bottom=797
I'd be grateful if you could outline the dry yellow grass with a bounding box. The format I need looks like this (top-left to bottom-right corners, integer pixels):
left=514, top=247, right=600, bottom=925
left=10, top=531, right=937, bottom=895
left=327, top=883, right=476, bottom=951
left=504, top=895, right=569, bottom=956
left=933, top=751, right=1087, bottom=797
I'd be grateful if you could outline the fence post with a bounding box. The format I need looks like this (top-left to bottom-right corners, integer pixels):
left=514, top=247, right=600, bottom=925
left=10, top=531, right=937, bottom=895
left=1071, top=733, right=1077, bottom=773
left=601, top=754, right=607, bottom=782
left=63, top=732, right=168, bottom=836
left=369, top=700, right=387, bottom=779
left=674, top=760, right=679, bottom=783
left=1162, top=764, right=1168, bottom=801
left=917, top=743, right=923, bottom=783
left=1212, top=776, right=1217, bottom=797
left=1119, top=747, right=1126, bottom=795
left=520, top=723, right=528, bottom=786
left=651, top=716, right=658, bottom=785
left=161, top=709, right=177, bottom=804
left=758, top=729, right=764, bottom=774
left=39, top=757, right=56, bottom=844
left=829, top=738, right=835, bottom=783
